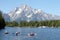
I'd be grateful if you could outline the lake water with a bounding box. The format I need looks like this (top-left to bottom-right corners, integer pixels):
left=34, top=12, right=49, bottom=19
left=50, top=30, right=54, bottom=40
left=0, top=27, right=60, bottom=40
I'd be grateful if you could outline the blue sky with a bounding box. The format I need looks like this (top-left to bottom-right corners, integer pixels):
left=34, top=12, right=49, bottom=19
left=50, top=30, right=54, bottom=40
left=0, top=0, right=60, bottom=16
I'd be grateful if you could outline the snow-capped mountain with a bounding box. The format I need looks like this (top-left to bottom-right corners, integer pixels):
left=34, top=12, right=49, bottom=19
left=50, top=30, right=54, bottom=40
left=4, top=4, right=60, bottom=22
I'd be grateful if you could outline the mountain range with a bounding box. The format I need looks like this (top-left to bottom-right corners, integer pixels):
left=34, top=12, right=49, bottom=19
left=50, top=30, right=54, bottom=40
left=3, top=4, right=60, bottom=22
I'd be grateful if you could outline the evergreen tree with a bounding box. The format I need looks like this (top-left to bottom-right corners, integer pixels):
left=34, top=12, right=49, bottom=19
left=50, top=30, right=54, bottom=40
left=0, top=11, right=5, bottom=29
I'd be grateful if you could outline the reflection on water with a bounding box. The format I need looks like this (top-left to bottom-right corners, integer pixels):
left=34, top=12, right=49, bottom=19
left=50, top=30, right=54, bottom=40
left=0, top=27, right=60, bottom=40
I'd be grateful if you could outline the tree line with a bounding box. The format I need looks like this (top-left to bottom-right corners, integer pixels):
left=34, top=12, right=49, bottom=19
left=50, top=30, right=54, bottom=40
left=6, top=20, right=60, bottom=28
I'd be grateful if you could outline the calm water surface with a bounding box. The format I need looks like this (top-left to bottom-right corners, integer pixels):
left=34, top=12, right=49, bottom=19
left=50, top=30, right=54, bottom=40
left=0, top=27, right=60, bottom=40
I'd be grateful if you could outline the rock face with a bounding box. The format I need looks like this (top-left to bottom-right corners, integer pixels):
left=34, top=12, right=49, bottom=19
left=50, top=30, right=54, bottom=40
left=3, top=4, right=60, bottom=22
left=2, top=14, right=10, bottom=22
left=0, top=11, right=5, bottom=29
left=8, top=4, right=60, bottom=22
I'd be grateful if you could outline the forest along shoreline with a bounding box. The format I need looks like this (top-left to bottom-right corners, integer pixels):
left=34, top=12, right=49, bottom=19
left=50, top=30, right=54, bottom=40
left=5, top=20, right=60, bottom=28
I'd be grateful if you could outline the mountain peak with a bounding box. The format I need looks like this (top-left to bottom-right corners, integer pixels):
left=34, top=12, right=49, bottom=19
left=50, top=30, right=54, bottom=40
left=22, top=4, right=27, bottom=7
left=20, top=4, right=29, bottom=9
left=7, top=4, right=60, bottom=22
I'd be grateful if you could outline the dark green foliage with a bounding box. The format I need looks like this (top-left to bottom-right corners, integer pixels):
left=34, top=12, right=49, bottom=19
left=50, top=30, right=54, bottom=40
left=6, top=20, right=60, bottom=28
left=0, top=11, right=5, bottom=29
left=19, top=20, right=60, bottom=27
left=6, top=21, right=18, bottom=27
